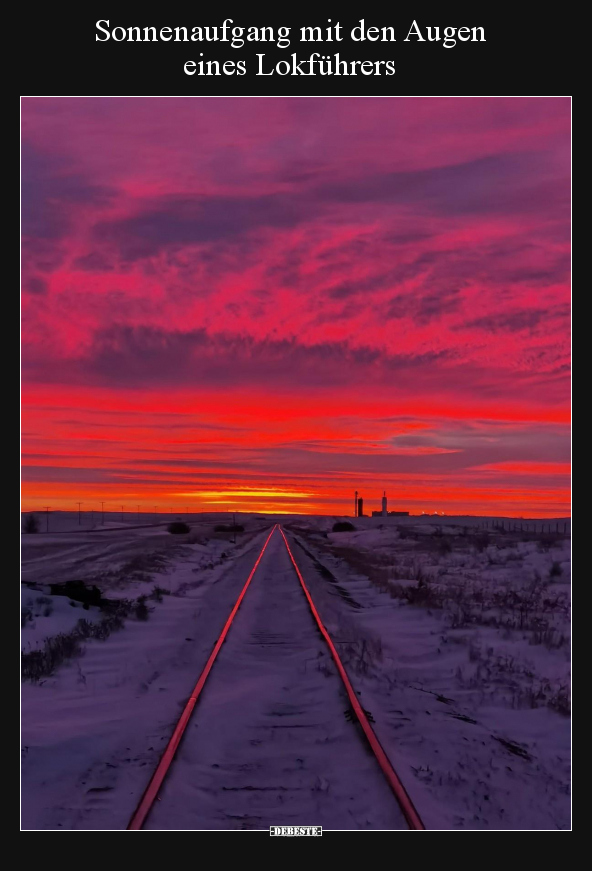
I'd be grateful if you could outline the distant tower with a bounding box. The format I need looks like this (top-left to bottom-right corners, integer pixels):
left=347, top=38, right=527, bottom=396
left=382, top=490, right=388, bottom=517
left=354, top=490, right=358, bottom=517
left=357, top=497, right=364, bottom=518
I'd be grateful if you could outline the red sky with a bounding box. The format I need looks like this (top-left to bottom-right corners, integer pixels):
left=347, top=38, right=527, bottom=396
left=21, top=97, right=570, bottom=517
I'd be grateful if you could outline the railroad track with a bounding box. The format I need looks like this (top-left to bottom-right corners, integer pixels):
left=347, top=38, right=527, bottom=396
left=127, top=525, right=425, bottom=831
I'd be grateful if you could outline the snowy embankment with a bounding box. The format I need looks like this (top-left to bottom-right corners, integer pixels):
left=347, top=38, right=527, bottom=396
left=288, top=518, right=570, bottom=829
left=22, top=593, right=102, bottom=653
left=21, top=520, right=271, bottom=829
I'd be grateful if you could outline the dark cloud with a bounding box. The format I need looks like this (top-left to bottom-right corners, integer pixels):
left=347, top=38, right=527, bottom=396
left=93, top=193, right=308, bottom=262
left=275, top=159, right=330, bottom=185
left=22, top=143, right=115, bottom=242
left=317, top=153, right=568, bottom=217
left=21, top=465, right=110, bottom=483
left=21, top=237, right=67, bottom=277
left=82, top=151, right=569, bottom=271
left=327, top=253, right=439, bottom=300
left=389, top=422, right=570, bottom=464
left=72, top=252, right=114, bottom=272
left=386, top=284, right=462, bottom=324
left=384, top=231, right=433, bottom=245
left=447, top=244, right=570, bottom=289
left=23, top=276, right=48, bottom=295
left=23, top=323, right=451, bottom=390
left=462, top=309, right=547, bottom=333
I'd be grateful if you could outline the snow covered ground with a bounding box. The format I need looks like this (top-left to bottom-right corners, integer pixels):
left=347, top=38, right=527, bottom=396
left=286, top=517, right=571, bottom=829
left=21, top=513, right=571, bottom=830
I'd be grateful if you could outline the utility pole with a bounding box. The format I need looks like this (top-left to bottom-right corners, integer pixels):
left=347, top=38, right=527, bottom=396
left=77, top=502, right=82, bottom=525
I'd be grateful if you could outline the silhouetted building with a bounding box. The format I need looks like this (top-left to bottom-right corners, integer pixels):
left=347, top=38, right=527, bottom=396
left=357, top=497, right=364, bottom=517
left=389, top=510, right=409, bottom=516
left=382, top=491, right=388, bottom=516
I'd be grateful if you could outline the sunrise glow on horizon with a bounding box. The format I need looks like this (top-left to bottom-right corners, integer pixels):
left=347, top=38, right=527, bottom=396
left=21, top=98, right=570, bottom=518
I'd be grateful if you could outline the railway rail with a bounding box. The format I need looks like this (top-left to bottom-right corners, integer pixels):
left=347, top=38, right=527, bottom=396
left=127, top=524, right=425, bottom=831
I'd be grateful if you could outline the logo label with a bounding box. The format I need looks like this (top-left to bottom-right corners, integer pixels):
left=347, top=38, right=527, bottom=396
left=270, top=826, right=322, bottom=836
